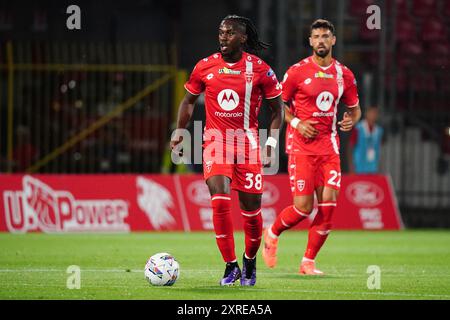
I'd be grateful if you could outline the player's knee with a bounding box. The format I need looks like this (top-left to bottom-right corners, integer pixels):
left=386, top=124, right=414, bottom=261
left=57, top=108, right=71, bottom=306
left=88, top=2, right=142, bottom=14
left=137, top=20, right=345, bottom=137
left=321, top=189, right=339, bottom=203
left=293, top=203, right=313, bottom=215
left=206, top=176, right=230, bottom=195
left=293, top=195, right=314, bottom=214
left=208, top=185, right=228, bottom=196
left=239, top=199, right=261, bottom=212
left=238, top=192, right=261, bottom=212
left=316, top=222, right=333, bottom=233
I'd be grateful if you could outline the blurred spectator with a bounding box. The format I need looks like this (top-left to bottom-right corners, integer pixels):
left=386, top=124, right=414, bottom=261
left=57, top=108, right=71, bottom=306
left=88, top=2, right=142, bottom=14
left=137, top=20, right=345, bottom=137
left=442, top=126, right=450, bottom=155
left=13, top=125, right=39, bottom=172
left=348, top=106, right=384, bottom=174
left=98, top=124, right=131, bottom=173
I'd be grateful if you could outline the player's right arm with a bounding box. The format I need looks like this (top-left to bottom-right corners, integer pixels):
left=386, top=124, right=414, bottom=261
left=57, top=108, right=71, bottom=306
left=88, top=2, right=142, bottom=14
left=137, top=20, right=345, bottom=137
left=281, top=66, right=318, bottom=139
left=170, top=92, right=199, bottom=152
left=338, top=66, right=361, bottom=132
left=283, top=104, right=319, bottom=139
left=170, top=61, right=205, bottom=153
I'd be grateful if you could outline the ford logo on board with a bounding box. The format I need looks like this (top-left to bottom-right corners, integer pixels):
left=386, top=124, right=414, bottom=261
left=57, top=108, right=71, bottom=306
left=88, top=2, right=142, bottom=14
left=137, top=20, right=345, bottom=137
left=187, top=180, right=211, bottom=206
left=345, top=181, right=384, bottom=207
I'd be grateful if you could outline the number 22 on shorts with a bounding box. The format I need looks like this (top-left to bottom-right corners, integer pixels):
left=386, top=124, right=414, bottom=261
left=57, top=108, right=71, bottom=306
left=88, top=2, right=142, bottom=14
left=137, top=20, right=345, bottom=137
left=327, top=170, right=341, bottom=188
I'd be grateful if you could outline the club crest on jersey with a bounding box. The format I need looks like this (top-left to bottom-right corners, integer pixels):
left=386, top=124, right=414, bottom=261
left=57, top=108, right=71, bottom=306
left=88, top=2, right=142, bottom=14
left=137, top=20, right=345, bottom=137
left=205, top=160, right=213, bottom=173
left=218, top=67, right=241, bottom=75
left=297, top=180, right=305, bottom=192
left=245, top=72, right=254, bottom=83
left=316, top=91, right=334, bottom=111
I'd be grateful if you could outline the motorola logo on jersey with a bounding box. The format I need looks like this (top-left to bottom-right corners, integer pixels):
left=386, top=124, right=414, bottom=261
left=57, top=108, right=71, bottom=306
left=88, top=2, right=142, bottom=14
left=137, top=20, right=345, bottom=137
left=217, top=89, right=239, bottom=111
left=313, top=111, right=334, bottom=117
left=316, top=91, right=334, bottom=112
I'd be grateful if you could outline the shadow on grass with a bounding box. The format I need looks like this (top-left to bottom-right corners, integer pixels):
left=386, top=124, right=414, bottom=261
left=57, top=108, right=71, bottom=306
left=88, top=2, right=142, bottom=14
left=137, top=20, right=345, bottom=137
left=267, top=274, right=342, bottom=281
left=172, top=285, right=279, bottom=295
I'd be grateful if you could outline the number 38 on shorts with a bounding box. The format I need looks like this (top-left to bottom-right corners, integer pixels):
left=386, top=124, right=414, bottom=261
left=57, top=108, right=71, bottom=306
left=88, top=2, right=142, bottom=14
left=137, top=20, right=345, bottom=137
left=231, top=167, right=264, bottom=194
left=203, top=158, right=265, bottom=194
left=244, top=173, right=263, bottom=191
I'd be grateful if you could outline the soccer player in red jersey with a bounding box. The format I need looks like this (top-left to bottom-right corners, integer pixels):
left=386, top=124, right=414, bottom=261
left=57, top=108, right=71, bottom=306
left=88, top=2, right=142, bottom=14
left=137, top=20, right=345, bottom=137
left=171, top=15, right=284, bottom=286
left=262, top=19, right=361, bottom=275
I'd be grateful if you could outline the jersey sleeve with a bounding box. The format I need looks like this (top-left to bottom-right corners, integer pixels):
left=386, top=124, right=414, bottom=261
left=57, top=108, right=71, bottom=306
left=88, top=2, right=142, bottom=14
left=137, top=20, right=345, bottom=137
left=184, top=62, right=205, bottom=95
left=259, top=65, right=282, bottom=99
left=281, top=66, right=299, bottom=103
left=341, top=68, right=359, bottom=107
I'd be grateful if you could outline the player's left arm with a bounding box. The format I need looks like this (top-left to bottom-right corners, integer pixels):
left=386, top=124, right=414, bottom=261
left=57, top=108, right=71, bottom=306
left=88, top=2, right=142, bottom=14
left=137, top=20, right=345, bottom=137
left=338, top=68, right=361, bottom=132
left=262, top=96, right=284, bottom=166
left=267, top=95, right=284, bottom=137
left=338, top=104, right=361, bottom=132
left=259, top=63, right=284, bottom=166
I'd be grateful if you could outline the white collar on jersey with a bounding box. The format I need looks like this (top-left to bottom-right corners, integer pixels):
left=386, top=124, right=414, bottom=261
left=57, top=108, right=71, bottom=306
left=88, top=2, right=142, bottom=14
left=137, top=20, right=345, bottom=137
left=318, top=64, right=333, bottom=70
left=311, top=57, right=335, bottom=70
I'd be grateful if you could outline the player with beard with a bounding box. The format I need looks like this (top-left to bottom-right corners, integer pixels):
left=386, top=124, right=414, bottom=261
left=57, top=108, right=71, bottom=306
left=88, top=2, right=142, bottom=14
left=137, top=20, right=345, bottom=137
left=171, top=15, right=283, bottom=286
left=262, top=19, right=361, bottom=275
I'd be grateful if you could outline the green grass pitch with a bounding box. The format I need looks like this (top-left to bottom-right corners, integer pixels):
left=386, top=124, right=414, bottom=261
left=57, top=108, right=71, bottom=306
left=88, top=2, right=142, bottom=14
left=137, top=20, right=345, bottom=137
left=0, top=231, right=449, bottom=300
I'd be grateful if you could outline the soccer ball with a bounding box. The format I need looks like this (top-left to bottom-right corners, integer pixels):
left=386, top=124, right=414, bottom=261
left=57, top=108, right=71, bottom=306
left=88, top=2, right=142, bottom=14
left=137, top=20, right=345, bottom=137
left=144, top=252, right=180, bottom=286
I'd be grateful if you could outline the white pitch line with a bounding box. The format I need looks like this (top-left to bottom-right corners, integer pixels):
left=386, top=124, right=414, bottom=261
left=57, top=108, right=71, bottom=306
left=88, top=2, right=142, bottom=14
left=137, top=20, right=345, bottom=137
left=1, top=268, right=450, bottom=280
left=0, top=268, right=449, bottom=278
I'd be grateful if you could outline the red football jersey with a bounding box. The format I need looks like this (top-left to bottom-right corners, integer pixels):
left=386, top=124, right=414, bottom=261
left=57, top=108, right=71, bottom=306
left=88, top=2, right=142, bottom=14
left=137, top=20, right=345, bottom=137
left=185, top=52, right=281, bottom=147
left=282, top=56, right=359, bottom=155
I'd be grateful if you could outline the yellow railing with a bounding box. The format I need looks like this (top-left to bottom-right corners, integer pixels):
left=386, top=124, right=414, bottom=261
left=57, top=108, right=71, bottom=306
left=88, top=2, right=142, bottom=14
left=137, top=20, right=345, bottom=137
left=1, top=41, right=186, bottom=173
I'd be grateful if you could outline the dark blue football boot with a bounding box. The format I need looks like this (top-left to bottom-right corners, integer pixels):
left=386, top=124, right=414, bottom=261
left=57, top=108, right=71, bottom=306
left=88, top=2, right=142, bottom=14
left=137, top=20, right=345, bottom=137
left=220, top=262, right=241, bottom=286
left=240, top=254, right=256, bottom=286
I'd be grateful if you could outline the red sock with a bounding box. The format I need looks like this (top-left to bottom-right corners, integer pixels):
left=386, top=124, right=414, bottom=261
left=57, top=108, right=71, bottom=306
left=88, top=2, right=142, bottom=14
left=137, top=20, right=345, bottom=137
left=241, top=208, right=262, bottom=259
left=271, top=205, right=310, bottom=237
left=211, top=194, right=235, bottom=263
left=304, top=202, right=336, bottom=260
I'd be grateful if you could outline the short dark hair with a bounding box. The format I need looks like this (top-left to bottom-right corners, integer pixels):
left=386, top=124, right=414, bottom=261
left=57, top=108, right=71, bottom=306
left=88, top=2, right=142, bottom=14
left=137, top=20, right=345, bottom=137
left=310, top=19, right=335, bottom=35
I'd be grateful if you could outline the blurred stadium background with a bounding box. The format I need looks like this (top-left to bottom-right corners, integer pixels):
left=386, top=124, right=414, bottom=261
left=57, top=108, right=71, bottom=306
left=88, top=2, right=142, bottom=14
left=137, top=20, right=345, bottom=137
left=0, top=0, right=449, bottom=228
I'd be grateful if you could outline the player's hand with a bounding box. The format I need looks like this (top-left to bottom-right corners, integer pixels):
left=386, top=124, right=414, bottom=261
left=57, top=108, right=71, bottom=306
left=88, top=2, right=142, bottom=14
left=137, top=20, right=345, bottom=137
left=262, top=145, right=274, bottom=167
left=170, top=135, right=184, bottom=157
left=297, top=120, right=319, bottom=139
left=338, top=112, right=353, bottom=131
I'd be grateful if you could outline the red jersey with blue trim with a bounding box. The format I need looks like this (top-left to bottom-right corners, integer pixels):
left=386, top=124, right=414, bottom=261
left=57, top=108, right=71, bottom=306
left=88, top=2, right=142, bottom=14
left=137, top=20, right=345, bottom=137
left=282, top=56, right=359, bottom=155
left=185, top=52, right=281, bottom=146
